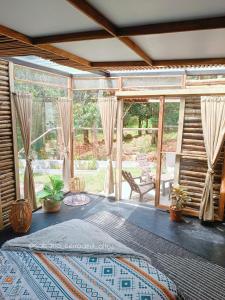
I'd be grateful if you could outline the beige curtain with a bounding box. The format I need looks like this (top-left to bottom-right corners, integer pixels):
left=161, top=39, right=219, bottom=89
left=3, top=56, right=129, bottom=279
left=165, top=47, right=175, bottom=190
left=199, top=96, right=225, bottom=221
left=13, top=93, right=37, bottom=210
left=57, top=99, right=72, bottom=190
left=98, top=96, right=117, bottom=195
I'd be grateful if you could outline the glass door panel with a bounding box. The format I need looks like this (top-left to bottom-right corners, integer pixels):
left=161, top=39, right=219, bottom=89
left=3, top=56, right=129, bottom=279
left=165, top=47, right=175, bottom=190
left=159, top=99, right=180, bottom=206
left=121, top=101, right=159, bottom=204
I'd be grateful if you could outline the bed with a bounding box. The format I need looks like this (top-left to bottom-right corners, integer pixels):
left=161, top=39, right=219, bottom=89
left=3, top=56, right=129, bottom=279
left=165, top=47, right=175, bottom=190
left=0, top=220, right=178, bottom=300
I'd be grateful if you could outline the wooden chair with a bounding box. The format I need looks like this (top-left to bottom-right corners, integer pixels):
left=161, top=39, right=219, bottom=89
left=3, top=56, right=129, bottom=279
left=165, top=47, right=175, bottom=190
left=122, top=170, right=155, bottom=201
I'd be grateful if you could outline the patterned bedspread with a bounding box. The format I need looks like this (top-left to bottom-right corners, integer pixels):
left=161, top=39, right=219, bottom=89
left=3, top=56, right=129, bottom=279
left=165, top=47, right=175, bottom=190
left=0, top=250, right=177, bottom=300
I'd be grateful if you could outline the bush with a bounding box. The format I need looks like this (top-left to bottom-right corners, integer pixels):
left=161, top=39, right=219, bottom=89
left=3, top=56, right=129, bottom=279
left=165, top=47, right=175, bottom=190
left=76, top=159, right=97, bottom=170
left=124, top=134, right=133, bottom=141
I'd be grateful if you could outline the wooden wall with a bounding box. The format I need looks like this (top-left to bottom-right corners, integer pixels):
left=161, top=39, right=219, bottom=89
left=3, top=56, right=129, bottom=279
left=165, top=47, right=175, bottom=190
left=177, top=96, right=225, bottom=219
left=0, top=59, right=19, bottom=229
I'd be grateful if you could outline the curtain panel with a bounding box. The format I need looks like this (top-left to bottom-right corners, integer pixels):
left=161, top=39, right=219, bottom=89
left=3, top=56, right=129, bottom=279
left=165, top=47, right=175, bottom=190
left=98, top=97, right=117, bottom=195
left=57, top=99, right=72, bottom=190
left=13, top=93, right=37, bottom=210
left=199, top=96, right=225, bottom=221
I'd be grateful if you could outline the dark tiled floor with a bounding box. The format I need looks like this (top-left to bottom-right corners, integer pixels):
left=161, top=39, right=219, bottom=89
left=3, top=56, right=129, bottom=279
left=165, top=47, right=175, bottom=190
left=1, top=194, right=225, bottom=266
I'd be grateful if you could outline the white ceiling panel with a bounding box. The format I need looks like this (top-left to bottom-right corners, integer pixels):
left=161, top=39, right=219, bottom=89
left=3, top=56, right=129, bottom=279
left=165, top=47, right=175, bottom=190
left=133, top=29, right=225, bottom=60
left=54, top=39, right=142, bottom=61
left=0, top=0, right=100, bottom=37
left=88, top=0, right=225, bottom=26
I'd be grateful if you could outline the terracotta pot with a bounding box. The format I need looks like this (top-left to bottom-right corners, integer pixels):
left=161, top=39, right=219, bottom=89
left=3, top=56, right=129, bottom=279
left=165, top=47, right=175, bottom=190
left=170, top=206, right=183, bottom=222
left=9, top=199, right=32, bottom=233
left=43, top=199, right=61, bottom=213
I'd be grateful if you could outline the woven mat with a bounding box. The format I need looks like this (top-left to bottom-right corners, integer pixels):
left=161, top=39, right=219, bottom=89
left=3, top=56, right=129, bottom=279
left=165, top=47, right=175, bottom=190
left=63, top=194, right=90, bottom=206
left=85, top=210, right=225, bottom=300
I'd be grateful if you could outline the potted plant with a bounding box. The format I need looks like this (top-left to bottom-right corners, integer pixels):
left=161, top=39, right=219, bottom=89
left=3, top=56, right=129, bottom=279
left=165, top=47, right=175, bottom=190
left=169, top=184, right=190, bottom=222
left=37, top=176, right=64, bottom=213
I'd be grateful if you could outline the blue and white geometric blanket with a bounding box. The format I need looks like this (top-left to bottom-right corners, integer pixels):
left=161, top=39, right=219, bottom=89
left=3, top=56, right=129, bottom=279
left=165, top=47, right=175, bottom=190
left=0, top=220, right=178, bottom=299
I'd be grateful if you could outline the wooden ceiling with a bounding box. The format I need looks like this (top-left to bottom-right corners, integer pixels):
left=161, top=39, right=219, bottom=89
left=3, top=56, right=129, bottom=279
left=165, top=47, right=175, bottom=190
left=1, top=0, right=225, bottom=76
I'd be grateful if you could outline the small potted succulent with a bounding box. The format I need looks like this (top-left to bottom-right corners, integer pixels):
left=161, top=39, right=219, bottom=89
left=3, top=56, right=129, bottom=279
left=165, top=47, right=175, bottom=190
left=169, top=184, right=190, bottom=222
left=37, top=176, right=64, bottom=213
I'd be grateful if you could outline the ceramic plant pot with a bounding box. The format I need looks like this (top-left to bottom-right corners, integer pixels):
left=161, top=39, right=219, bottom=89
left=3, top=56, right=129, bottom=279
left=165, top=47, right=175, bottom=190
left=43, top=199, right=61, bottom=213
left=170, top=206, right=183, bottom=222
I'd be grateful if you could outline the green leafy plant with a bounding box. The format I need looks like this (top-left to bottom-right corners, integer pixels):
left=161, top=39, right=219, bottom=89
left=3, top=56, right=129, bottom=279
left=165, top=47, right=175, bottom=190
left=88, top=159, right=97, bottom=170
left=37, top=175, right=64, bottom=202
left=170, top=184, right=190, bottom=210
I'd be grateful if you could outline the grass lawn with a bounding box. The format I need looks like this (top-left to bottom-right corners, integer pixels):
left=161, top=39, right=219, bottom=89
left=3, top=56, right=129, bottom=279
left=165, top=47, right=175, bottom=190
left=19, top=131, right=176, bottom=196
left=20, top=167, right=142, bottom=195
left=77, top=167, right=142, bottom=193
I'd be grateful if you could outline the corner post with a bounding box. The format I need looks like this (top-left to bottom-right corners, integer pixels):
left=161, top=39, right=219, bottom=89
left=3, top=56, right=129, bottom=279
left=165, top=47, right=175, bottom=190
left=115, top=98, right=123, bottom=200
left=155, top=96, right=165, bottom=207
left=68, top=75, right=74, bottom=178
left=9, top=62, right=20, bottom=199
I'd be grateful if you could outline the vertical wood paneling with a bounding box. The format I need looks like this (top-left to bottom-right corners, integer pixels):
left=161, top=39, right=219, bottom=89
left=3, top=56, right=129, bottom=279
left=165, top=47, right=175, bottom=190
left=218, top=148, right=225, bottom=220
left=178, top=96, right=224, bottom=219
left=0, top=59, right=18, bottom=229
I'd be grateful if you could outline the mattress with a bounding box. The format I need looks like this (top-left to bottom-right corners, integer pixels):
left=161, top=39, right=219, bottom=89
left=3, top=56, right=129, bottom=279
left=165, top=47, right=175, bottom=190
left=0, top=219, right=178, bottom=299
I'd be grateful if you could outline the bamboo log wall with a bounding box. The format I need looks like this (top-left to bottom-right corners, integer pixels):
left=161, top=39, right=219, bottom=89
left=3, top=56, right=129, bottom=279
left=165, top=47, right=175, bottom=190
left=0, top=59, right=18, bottom=229
left=178, top=96, right=224, bottom=218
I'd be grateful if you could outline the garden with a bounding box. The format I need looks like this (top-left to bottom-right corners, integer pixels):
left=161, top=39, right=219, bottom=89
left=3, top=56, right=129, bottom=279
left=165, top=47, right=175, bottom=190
left=15, top=65, right=179, bottom=199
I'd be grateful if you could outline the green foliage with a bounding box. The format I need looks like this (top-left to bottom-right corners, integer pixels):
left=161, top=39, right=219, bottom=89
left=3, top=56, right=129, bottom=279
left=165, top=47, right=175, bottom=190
left=76, top=159, right=97, bottom=170
left=37, top=176, right=64, bottom=202
left=14, top=65, right=67, bottom=158
left=124, top=103, right=159, bottom=128
left=73, top=102, right=101, bottom=128
left=164, top=103, right=179, bottom=126
left=170, top=184, right=190, bottom=209
left=73, top=90, right=102, bottom=128
left=124, top=134, right=133, bottom=141
left=123, top=102, right=179, bottom=129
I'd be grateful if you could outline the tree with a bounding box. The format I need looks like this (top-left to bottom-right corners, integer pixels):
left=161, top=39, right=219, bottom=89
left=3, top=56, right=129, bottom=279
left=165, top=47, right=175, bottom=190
left=124, top=103, right=159, bottom=136
left=14, top=65, right=67, bottom=158
left=73, top=91, right=101, bottom=144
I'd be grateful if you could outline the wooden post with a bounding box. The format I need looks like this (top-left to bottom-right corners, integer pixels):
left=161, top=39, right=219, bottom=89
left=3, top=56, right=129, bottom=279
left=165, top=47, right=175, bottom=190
left=218, top=148, right=225, bottom=220
left=115, top=99, right=123, bottom=200
left=174, top=97, right=185, bottom=184
left=181, top=74, right=187, bottom=88
left=118, top=76, right=122, bottom=90
left=68, top=75, right=74, bottom=178
left=155, top=96, right=165, bottom=207
left=9, top=62, right=20, bottom=199
left=0, top=191, right=2, bottom=229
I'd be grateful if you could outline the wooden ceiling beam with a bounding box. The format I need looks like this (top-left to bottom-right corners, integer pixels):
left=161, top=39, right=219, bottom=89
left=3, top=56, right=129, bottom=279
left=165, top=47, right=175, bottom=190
left=66, top=0, right=117, bottom=36
left=0, top=24, right=90, bottom=66
left=33, top=29, right=112, bottom=44
left=153, top=58, right=225, bottom=67
left=92, top=61, right=148, bottom=68
left=0, top=24, right=110, bottom=76
left=66, top=0, right=152, bottom=65
left=119, top=16, right=225, bottom=36
left=0, top=25, right=32, bottom=44
left=32, top=15, right=225, bottom=45
left=92, top=57, right=225, bottom=68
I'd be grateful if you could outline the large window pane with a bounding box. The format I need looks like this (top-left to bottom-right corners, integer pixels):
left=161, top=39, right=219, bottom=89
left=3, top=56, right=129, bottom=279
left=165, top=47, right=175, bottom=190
left=73, top=90, right=116, bottom=194
left=14, top=65, right=67, bottom=204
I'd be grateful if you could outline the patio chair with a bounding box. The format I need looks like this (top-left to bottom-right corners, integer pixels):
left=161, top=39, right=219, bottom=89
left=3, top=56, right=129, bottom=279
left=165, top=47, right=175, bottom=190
left=122, top=170, right=155, bottom=201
